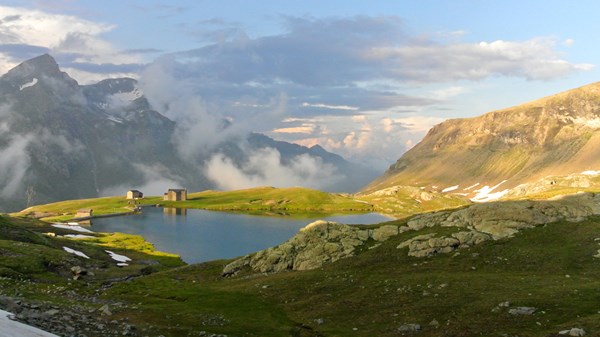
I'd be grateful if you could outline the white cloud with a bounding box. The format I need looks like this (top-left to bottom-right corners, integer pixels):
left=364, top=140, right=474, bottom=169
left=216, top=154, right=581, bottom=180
left=272, top=124, right=315, bottom=134
left=301, top=102, right=359, bottom=111
left=0, top=6, right=113, bottom=47
left=364, top=37, right=593, bottom=81
left=139, top=59, right=286, bottom=160
left=203, top=147, right=342, bottom=190
left=0, top=6, right=143, bottom=83
left=100, top=164, right=183, bottom=197
left=431, top=86, right=467, bottom=100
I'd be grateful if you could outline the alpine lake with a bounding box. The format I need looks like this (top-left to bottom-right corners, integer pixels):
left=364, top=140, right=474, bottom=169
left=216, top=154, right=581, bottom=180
left=91, top=207, right=393, bottom=263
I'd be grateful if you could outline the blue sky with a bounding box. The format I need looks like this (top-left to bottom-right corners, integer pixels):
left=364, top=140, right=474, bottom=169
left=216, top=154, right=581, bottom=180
left=1, top=0, right=599, bottom=169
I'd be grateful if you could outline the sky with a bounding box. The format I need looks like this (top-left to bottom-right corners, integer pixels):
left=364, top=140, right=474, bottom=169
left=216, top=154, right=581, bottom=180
left=1, top=0, right=600, bottom=171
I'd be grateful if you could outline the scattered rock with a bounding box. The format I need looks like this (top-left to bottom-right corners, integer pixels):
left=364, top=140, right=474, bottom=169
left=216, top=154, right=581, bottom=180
left=70, top=266, right=87, bottom=280
left=558, top=328, right=586, bottom=336
left=498, top=301, right=511, bottom=308
left=99, top=304, right=112, bottom=316
left=398, top=323, right=421, bottom=332
left=397, top=233, right=461, bottom=257
left=428, top=319, right=439, bottom=328
left=508, top=306, right=536, bottom=315
left=371, top=225, right=399, bottom=241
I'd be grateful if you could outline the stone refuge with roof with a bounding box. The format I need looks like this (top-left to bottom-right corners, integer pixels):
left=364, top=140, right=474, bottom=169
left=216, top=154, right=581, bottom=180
left=126, top=190, right=143, bottom=199
left=163, top=189, right=187, bottom=201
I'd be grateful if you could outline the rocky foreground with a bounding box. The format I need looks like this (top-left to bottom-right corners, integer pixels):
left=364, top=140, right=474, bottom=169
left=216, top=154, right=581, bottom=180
left=224, top=192, right=600, bottom=275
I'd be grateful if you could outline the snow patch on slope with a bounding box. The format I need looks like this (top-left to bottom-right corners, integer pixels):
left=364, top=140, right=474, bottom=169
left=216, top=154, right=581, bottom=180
left=471, top=180, right=508, bottom=203
left=63, top=246, right=90, bottom=259
left=442, top=185, right=459, bottom=193
left=463, top=183, right=480, bottom=191
left=19, top=78, right=38, bottom=90
left=52, top=223, right=94, bottom=233
left=581, top=170, right=600, bottom=176
left=572, top=116, right=600, bottom=129
left=0, top=309, right=59, bottom=337
left=105, top=250, right=131, bottom=263
left=107, top=87, right=142, bottom=109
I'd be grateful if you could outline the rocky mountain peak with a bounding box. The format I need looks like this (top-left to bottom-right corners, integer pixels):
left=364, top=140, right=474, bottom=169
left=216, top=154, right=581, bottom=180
left=4, top=54, right=63, bottom=80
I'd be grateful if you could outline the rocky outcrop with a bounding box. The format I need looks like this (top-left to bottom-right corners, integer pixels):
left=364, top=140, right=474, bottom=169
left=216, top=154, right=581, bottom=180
left=225, top=193, right=600, bottom=275
left=405, top=193, right=600, bottom=239
left=223, top=220, right=403, bottom=275
left=396, top=230, right=492, bottom=257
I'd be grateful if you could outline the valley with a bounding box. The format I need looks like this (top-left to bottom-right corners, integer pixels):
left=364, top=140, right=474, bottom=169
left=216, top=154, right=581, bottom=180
left=4, top=53, right=600, bottom=337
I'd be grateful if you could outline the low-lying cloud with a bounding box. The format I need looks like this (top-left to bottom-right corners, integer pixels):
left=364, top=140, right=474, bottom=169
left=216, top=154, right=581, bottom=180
left=0, top=133, right=33, bottom=198
left=100, top=164, right=183, bottom=197
left=204, top=147, right=342, bottom=191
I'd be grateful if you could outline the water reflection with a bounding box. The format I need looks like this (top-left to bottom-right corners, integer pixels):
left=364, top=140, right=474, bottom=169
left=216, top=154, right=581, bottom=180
left=91, top=207, right=392, bottom=264
left=163, top=207, right=187, bottom=216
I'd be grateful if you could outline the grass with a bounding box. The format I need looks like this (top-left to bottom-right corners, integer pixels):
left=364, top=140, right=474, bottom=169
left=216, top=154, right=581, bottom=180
left=14, top=196, right=137, bottom=222
left=88, top=215, right=600, bottom=336
left=2, top=204, right=600, bottom=335
left=14, top=187, right=377, bottom=222
left=160, top=186, right=374, bottom=212
left=14, top=185, right=474, bottom=224
left=355, top=185, right=470, bottom=218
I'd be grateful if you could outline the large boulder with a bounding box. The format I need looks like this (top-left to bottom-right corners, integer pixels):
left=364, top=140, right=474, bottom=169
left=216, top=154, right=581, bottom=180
left=223, top=220, right=376, bottom=275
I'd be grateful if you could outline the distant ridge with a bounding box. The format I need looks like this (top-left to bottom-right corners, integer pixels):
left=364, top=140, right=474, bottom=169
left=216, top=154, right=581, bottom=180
left=0, top=54, right=375, bottom=211
left=363, top=81, right=600, bottom=198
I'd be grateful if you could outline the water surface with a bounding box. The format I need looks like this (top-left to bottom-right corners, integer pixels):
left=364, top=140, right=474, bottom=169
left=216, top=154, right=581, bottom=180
left=91, top=208, right=392, bottom=263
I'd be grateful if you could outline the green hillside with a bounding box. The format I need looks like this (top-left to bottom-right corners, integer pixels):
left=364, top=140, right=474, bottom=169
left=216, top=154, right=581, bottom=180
left=2, top=195, right=600, bottom=336
left=16, top=185, right=474, bottom=222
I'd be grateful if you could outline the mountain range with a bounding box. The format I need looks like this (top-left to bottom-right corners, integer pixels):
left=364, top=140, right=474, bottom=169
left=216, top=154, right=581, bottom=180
left=364, top=81, right=600, bottom=201
left=0, top=54, right=377, bottom=211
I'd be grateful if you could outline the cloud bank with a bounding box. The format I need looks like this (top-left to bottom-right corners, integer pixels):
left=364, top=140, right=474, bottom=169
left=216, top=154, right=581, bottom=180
left=204, top=147, right=341, bottom=191
left=137, top=15, right=591, bottom=170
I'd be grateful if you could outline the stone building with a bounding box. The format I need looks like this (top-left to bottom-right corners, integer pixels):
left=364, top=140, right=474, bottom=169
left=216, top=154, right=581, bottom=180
left=126, top=190, right=143, bottom=199
left=75, top=209, right=93, bottom=219
left=163, top=189, right=187, bottom=201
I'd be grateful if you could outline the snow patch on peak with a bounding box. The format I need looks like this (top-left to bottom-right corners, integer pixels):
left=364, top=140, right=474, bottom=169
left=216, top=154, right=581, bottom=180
left=107, top=87, right=142, bottom=109
left=19, top=78, right=38, bottom=90
left=106, top=115, right=124, bottom=124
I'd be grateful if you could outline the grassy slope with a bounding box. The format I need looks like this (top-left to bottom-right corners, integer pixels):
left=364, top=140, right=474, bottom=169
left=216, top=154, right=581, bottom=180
left=161, top=187, right=373, bottom=212
left=363, top=82, right=600, bottom=195
left=15, top=196, right=138, bottom=222
left=355, top=185, right=470, bottom=218
left=3, top=212, right=600, bottom=336
left=15, top=187, right=375, bottom=222
left=102, top=217, right=600, bottom=337
left=15, top=186, right=474, bottom=223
